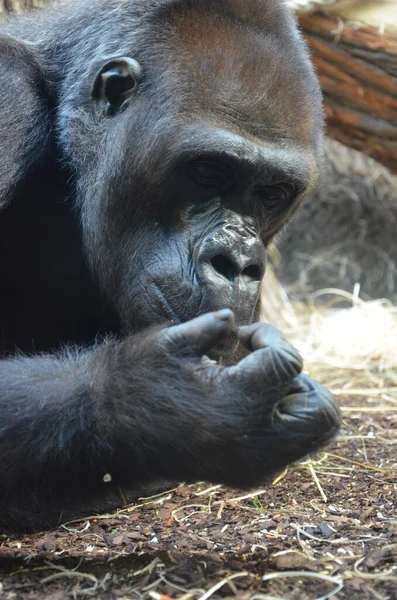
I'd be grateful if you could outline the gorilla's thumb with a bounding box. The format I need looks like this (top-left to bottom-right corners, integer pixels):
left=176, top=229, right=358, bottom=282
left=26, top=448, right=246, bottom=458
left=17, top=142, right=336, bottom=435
left=160, top=310, right=235, bottom=356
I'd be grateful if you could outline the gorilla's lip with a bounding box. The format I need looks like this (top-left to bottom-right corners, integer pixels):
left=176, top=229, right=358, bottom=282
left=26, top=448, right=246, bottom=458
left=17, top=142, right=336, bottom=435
left=210, top=329, right=239, bottom=358
left=152, top=284, right=241, bottom=357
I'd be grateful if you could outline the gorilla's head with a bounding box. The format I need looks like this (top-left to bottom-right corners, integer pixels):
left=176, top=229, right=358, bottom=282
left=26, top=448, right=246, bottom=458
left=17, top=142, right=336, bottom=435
left=60, top=0, right=323, bottom=350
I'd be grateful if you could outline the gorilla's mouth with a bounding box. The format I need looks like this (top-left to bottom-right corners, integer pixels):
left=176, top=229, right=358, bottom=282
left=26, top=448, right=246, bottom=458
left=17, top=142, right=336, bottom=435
left=211, top=329, right=239, bottom=357
left=153, top=283, right=240, bottom=357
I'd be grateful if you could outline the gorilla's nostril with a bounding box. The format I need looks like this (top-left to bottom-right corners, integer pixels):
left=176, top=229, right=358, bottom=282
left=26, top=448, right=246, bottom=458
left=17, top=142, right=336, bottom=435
left=242, top=264, right=262, bottom=282
left=210, top=255, right=263, bottom=283
left=211, top=255, right=239, bottom=281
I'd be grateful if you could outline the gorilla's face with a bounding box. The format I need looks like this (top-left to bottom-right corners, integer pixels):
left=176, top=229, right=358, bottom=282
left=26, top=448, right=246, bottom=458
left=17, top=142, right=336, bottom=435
left=73, top=0, right=323, bottom=346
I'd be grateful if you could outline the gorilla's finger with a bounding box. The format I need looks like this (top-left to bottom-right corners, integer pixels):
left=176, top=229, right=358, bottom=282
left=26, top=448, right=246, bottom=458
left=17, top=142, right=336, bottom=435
left=278, top=374, right=341, bottom=433
left=159, top=309, right=235, bottom=356
left=230, top=341, right=303, bottom=391
left=238, top=322, right=286, bottom=352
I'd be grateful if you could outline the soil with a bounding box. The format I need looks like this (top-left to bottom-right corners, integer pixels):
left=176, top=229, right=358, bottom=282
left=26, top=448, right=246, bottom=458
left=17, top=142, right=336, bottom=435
left=0, top=393, right=396, bottom=600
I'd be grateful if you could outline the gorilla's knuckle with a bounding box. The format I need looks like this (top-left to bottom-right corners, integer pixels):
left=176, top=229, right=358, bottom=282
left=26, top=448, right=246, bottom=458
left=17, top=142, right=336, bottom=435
left=268, top=343, right=302, bottom=380
left=155, top=327, right=177, bottom=348
left=261, top=322, right=282, bottom=340
left=279, top=343, right=303, bottom=373
left=274, top=374, right=341, bottom=441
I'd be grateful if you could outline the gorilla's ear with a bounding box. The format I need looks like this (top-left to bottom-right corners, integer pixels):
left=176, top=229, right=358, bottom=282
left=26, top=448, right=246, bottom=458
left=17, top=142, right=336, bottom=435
left=0, top=37, right=51, bottom=213
left=91, top=57, right=142, bottom=115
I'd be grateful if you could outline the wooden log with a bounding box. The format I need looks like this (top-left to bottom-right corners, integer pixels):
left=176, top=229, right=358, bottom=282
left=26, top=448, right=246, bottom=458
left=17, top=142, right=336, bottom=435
left=275, top=138, right=397, bottom=302
left=289, top=0, right=397, bottom=34
left=299, top=10, right=397, bottom=174
left=0, top=0, right=48, bottom=14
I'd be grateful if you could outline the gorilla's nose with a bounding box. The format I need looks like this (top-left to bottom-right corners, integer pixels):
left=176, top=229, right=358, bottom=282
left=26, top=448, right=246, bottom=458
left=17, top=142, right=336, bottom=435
left=208, top=249, right=264, bottom=284
left=198, top=228, right=266, bottom=288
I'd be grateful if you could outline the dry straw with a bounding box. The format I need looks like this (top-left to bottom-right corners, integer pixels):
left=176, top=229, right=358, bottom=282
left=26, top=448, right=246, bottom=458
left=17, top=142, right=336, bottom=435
left=261, top=267, right=397, bottom=391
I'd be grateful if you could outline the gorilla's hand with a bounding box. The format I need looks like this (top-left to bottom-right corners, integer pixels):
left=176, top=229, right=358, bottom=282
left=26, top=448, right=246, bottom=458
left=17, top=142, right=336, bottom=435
left=107, top=311, right=341, bottom=489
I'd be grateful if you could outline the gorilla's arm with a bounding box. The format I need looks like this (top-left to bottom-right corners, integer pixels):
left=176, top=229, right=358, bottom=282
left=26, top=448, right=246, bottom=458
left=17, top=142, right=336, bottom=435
left=0, top=333, right=201, bottom=534
left=0, top=36, right=50, bottom=211
left=0, top=313, right=340, bottom=534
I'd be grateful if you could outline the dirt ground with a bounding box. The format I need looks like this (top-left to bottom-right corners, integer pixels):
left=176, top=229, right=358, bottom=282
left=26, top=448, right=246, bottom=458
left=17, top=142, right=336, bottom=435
left=0, top=389, right=396, bottom=600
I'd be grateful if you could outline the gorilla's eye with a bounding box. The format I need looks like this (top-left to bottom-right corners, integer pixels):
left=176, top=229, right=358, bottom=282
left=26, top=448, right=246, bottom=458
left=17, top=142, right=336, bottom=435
left=188, top=159, right=229, bottom=190
left=261, top=183, right=294, bottom=210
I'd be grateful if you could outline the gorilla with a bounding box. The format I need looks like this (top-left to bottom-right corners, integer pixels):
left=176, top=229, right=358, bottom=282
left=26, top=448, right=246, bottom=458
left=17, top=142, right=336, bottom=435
left=0, top=0, right=341, bottom=534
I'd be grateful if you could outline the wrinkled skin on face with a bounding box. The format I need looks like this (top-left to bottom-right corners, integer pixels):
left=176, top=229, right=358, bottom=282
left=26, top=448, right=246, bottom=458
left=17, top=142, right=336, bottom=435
left=0, top=0, right=340, bottom=534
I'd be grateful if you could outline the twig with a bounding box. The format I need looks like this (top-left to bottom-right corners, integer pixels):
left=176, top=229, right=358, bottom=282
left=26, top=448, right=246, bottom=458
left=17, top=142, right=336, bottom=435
left=261, top=571, right=343, bottom=600
left=197, top=572, right=251, bottom=600
left=307, top=462, right=328, bottom=502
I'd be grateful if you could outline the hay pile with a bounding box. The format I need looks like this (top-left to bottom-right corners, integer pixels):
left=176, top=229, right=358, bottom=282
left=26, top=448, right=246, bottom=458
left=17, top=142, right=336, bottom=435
left=261, top=267, right=397, bottom=391
left=285, top=0, right=341, bottom=12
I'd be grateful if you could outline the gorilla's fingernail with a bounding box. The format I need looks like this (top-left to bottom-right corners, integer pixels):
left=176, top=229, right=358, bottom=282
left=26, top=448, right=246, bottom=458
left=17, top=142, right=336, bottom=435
left=215, top=309, right=234, bottom=321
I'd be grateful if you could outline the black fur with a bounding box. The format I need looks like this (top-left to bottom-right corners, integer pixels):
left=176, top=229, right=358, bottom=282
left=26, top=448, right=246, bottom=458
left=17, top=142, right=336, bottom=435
left=0, top=0, right=340, bottom=534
